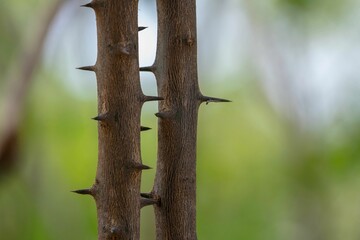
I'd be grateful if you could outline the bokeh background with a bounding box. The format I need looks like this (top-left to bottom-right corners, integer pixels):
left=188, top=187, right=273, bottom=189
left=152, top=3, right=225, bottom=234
left=1, top=0, right=360, bottom=239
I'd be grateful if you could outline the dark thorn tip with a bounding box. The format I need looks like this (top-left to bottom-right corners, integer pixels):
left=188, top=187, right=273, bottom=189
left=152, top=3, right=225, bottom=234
left=155, top=111, right=175, bottom=119
left=155, top=112, right=162, bottom=118
left=77, top=65, right=96, bottom=72
left=138, top=26, right=148, bottom=32
left=141, top=193, right=152, bottom=198
left=80, top=2, right=93, bottom=8
left=143, top=96, right=164, bottom=102
left=132, top=163, right=152, bottom=170
left=71, top=189, right=92, bottom=195
left=200, top=96, right=232, bottom=104
left=141, top=126, right=152, bottom=131
left=139, top=66, right=155, bottom=72
left=141, top=197, right=158, bottom=208
left=92, top=113, right=108, bottom=121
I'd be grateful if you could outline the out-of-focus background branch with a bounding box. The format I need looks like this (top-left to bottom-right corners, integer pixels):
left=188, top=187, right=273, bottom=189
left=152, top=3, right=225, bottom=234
left=1, top=0, right=360, bottom=239
left=0, top=0, right=67, bottom=174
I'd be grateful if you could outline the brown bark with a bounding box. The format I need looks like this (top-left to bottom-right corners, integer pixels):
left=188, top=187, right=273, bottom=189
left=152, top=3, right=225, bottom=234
left=139, top=1, right=229, bottom=239
left=77, top=1, right=229, bottom=239
left=77, top=1, right=157, bottom=239
left=148, top=0, right=200, bottom=239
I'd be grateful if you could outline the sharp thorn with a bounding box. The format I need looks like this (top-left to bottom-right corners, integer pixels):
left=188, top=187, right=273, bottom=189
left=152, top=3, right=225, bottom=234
left=92, top=113, right=108, bottom=122
left=141, top=197, right=158, bottom=208
left=200, top=96, right=231, bottom=105
left=155, top=111, right=175, bottom=119
left=80, top=2, right=94, bottom=8
left=155, top=112, right=164, bottom=118
left=132, top=163, right=152, bottom=171
left=80, top=0, right=103, bottom=9
left=77, top=65, right=96, bottom=72
left=143, top=96, right=164, bottom=102
left=141, top=126, right=152, bottom=131
left=71, top=189, right=92, bottom=195
left=139, top=66, right=155, bottom=72
left=138, top=26, right=148, bottom=32
left=141, top=193, right=152, bottom=198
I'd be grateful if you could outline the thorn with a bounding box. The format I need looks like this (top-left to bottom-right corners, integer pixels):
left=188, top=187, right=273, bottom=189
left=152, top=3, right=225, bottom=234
left=141, top=193, right=152, bottom=198
left=141, top=197, right=158, bottom=208
left=138, top=26, right=148, bottom=32
left=200, top=96, right=231, bottom=105
left=155, top=111, right=176, bottom=119
left=155, top=112, right=165, bottom=118
left=143, top=96, right=164, bottom=102
left=80, top=0, right=103, bottom=9
left=92, top=113, right=108, bottom=122
left=80, top=2, right=93, bottom=8
left=71, top=189, right=92, bottom=195
left=132, top=163, right=152, bottom=171
left=77, top=65, right=96, bottom=72
left=139, top=66, right=155, bottom=72
left=141, top=126, right=151, bottom=131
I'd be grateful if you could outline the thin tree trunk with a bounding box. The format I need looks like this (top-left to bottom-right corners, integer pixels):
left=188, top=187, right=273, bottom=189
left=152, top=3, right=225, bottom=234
left=153, top=0, right=201, bottom=240
left=153, top=0, right=199, bottom=238
left=140, top=0, right=229, bottom=239
left=75, top=1, right=160, bottom=239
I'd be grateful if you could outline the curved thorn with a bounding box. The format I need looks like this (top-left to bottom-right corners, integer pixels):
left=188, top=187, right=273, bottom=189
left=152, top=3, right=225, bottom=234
left=72, top=189, right=92, bottom=195
left=138, top=26, right=148, bottom=32
left=141, top=126, right=152, bottom=131
left=77, top=65, right=96, bottom=72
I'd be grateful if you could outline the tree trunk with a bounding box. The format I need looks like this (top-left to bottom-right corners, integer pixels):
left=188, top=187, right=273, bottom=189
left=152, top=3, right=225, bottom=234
left=152, top=0, right=199, bottom=239
left=76, top=1, right=160, bottom=239
left=140, top=0, right=229, bottom=239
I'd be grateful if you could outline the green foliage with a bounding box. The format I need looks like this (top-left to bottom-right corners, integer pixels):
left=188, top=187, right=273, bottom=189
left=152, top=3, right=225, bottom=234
left=275, top=0, right=347, bottom=14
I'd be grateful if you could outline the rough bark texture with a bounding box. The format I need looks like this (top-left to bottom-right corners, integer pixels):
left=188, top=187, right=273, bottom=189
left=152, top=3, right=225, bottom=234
left=152, top=0, right=200, bottom=239
left=77, top=1, right=228, bottom=239
left=81, top=1, right=145, bottom=239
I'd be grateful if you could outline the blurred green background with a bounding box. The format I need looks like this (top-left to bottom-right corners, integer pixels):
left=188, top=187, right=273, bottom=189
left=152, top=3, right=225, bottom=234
left=1, top=0, right=360, bottom=239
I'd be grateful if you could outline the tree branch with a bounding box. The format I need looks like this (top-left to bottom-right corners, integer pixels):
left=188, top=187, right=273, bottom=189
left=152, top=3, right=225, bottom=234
left=0, top=0, right=68, bottom=174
